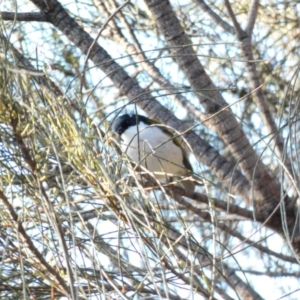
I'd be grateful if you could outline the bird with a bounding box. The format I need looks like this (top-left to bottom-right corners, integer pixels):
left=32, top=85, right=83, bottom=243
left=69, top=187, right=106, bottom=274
left=112, top=113, right=195, bottom=191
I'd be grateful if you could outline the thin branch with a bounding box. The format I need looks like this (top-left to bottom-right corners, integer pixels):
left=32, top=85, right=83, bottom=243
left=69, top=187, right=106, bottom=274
left=159, top=185, right=263, bottom=221
left=82, top=0, right=131, bottom=78
left=141, top=233, right=218, bottom=299
left=229, top=269, right=300, bottom=277
left=0, top=190, right=70, bottom=296
left=246, top=0, right=260, bottom=35
left=194, top=0, right=235, bottom=35
left=161, top=224, right=261, bottom=300
left=170, top=191, right=298, bottom=264
left=223, top=0, right=246, bottom=39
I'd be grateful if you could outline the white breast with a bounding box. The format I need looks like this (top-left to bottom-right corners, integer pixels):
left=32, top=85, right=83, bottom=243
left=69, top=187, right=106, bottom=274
left=121, top=122, right=186, bottom=180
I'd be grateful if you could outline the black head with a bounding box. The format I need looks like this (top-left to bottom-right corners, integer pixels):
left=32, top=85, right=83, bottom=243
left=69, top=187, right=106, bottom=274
left=112, top=114, right=150, bottom=135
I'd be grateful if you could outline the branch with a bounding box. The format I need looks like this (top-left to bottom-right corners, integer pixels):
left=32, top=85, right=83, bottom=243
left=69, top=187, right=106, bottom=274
left=0, top=190, right=70, bottom=296
left=197, top=1, right=293, bottom=185
left=161, top=185, right=263, bottom=221
left=1, top=11, right=48, bottom=22
left=196, top=0, right=297, bottom=248
left=224, top=0, right=295, bottom=207
left=82, top=0, right=131, bottom=77
left=171, top=191, right=298, bottom=264
left=229, top=269, right=300, bottom=277
left=246, top=0, right=260, bottom=35
left=142, top=229, right=227, bottom=299
left=0, top=79, right=79, bottom=298
left=161, top=224, right=263, bottom=300
left=194, top=0, right=235, bottom=35
left=223, top=0, right=294, bottom=193
left=143, top=0, right=282, bottom=218
left=223, top=0, right=246, bottom=39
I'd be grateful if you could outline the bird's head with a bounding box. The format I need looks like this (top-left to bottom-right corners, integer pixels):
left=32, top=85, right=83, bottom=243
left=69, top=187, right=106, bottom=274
left=112, top=114, right=151, bottom=136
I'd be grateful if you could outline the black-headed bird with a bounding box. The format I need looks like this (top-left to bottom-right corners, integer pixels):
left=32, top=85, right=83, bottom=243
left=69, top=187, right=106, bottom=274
left=112, top=114, right=195, bottom=191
